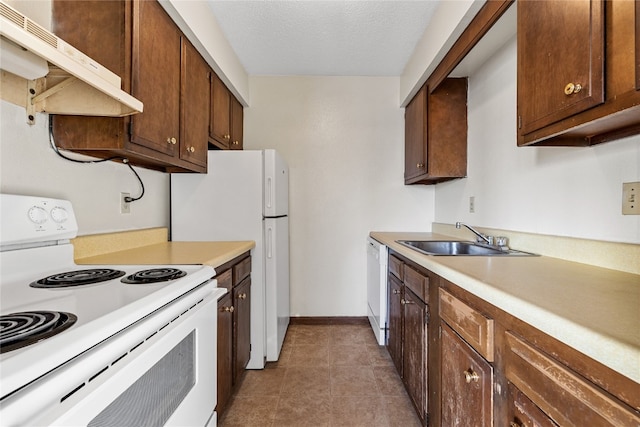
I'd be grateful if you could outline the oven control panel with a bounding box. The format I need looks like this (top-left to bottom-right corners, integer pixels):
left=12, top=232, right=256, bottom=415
left=1, top=194, right=78, bottom=246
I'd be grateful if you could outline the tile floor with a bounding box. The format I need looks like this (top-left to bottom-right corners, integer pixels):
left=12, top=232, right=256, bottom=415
left=218, top=323, right=422, bottom=427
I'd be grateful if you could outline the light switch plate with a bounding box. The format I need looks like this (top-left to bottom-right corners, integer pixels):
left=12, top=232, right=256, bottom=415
left=622, top=182, right=639, bottom=215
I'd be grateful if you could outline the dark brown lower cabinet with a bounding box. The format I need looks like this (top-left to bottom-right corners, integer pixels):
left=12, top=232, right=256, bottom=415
left=216, top=293, right=234, bottom=416
left=402, top=288, right=428, bottom=421
left=233, top=277, right=251, bottom=384
left=440, top=323, right=493, bottom=427
left=387, top=274, right=404, bottom=376
left=215, top=253, right=251, bottom=418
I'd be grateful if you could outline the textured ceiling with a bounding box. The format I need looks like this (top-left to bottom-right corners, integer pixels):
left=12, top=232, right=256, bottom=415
left=206, top=1, right=440, bottom=76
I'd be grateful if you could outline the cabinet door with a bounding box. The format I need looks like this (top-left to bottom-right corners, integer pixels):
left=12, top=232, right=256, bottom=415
left=387, top=274, right=404, bottom=376
left=233, top=277, right=251, bottom=384
left=210, top=73, right=231, bottom=149
left=180, top=39, right=208, bottom=167
left=402, top=288, right=427, bottom=422
left=131, top=0, right=181, bottom=156
left=441, top=323, right=493, bottom=427
left=404, top=85, right=427, bottom=182
left=216, top=293, right=233, bottom=416
left=517, top=0, right=604, bottom=136
left=230, top=97, right=244, bottom=150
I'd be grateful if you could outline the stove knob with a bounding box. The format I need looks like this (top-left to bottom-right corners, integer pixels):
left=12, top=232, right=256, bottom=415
left=50, top=206, right=69, bottom=223
left=28, top=206, right=48, bottom=224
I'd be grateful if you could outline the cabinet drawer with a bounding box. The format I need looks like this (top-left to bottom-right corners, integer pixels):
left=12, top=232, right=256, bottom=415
left=507, top=383, right=558, bottom=427
left=389, top=255, right=404, bottom=280
left=439, top=288, right=494, bottom=362
left=216, top=268, right=232, bottom=291
left=404, top=265, right=428, bottom=302
left=505, top=332, right=640, bottom=426
left=233, top=256, right=251, bottom=285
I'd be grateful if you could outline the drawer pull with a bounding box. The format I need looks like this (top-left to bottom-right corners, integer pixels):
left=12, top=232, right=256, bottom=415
left=464, top=368, right=480, bottom=383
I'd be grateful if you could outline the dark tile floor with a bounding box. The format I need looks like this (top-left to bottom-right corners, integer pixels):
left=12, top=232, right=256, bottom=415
left=218, top=323, right=422, bottom=427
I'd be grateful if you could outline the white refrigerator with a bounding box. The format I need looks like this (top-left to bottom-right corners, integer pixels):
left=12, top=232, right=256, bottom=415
left=170, top=149, right=290, bottom=368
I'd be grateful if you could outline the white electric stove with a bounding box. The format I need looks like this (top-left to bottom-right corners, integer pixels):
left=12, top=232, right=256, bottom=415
left=0, top=194, right=224, bottom=426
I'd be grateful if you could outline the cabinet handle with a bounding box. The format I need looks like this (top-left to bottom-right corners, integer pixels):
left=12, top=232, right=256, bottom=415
left=393, top=289, right=401, bottom=295
left=187, top=146, right=195, bottom=153
left=416, top=163, right=425, bottom=168
left=233, top=141, right=239, bottom=145
left=223, top=306, right=235, bottom=313
left=401, top=298, right=414, bottom=305
left=564, top=82, right=582, bottom=95
left=167, top=137, right=177, bottom=145
left=224, top=134, right=231, bottom=140
left=238, top=293, right=247, bottom=300
left=463, top=368, right=480, bottom=383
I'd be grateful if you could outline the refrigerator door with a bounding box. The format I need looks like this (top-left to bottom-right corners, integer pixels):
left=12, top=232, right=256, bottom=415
left=263, top=216, right=290, bottom=361
left=263, top=149, right=289, bottom=217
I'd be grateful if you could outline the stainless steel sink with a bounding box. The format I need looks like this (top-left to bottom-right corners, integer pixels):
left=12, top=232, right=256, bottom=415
left=396, top=240, right=537, bottom=256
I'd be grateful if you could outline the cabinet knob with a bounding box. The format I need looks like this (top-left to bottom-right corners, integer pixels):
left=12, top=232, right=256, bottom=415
left=238, top=293, right=247, bottom=300
left=187, top=146, right=195, bottom=153
left=393, top=289, right=401, bottom=295
left=224, top=134, right=231, bottom=140
left=401, top=298, right=414, bottom=305
left=223, top=306, right=235, bottom=313
left=416, top=163, right=425, bottom=169
left=463, top=368, right=480, bottom=383
left=167, top=137, right=177, bottom=145
left=564, top=82, right=582, bottom=95
left=509, top=422, right=523, bottom=427
left=233, top=141, right=239, bottom=145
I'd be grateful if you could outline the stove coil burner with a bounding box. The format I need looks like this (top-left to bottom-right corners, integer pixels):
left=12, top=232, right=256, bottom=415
left=0, top=311, right=77, bottom=354
left=30, top=268, right=126, bottom=288
left=121, top=268, right=187, bottom=284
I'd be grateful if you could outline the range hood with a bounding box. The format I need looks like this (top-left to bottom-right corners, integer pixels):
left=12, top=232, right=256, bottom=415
left=0, top=1, right=142, bottom=124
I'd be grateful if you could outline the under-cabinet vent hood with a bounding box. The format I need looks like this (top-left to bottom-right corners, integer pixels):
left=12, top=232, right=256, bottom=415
left=0, top=1, right=142, bottom=123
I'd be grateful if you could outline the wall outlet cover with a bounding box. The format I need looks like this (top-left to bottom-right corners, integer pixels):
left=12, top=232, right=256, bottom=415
left=622, top=182, right=639, bottom=215
left=120, top=192, right=131, bottom=214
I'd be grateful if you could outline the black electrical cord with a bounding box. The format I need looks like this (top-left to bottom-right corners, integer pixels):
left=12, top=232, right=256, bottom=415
left=48, top=116, right=145, bottom=203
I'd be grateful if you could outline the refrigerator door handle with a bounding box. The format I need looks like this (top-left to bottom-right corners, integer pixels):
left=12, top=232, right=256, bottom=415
left=267, top=226, right=273, bottom=259
left=266, top=177, right=272, bottom=209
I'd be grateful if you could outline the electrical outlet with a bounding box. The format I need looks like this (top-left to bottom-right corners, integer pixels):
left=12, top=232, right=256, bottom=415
left=120, top=192, right=131, bottom=214
left=469, top=196, right=475, bottom=213
left=622, top=182, right=640, bottom=215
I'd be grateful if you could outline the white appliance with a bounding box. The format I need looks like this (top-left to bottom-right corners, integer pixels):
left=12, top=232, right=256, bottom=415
left=171, top=149, right=290, bottom=366
left=0, top=194, right=225, bottom=426
left=367, top=236, right=388, bottom=345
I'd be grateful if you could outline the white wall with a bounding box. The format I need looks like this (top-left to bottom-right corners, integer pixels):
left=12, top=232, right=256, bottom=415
left=245, top=77, right=434, bottom=316
left=435, top=36, right=640, bottom=244
left=0, top=103, right=169, bottom=235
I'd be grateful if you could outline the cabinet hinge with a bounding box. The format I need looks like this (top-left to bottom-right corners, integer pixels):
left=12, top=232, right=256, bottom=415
left=518, top=115, right=522, bottom=129
left=425, top=413, right=429, bottom=426
left=128, top=121, right=133, bottom=136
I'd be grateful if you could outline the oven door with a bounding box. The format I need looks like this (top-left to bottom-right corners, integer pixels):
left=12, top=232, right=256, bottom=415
left=2, top=282, right=224, bottom=427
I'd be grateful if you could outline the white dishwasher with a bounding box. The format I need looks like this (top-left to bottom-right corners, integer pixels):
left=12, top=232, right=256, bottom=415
left=367, top=236, right=388, bottom=345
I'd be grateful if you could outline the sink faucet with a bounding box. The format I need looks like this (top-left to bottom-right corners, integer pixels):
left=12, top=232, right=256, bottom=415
left=455, top=222, right=510, bottom=250
left=455, top=222, right=491, bottom=244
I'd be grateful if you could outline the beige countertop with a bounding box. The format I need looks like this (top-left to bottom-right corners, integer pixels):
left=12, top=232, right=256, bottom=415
left=370, top=231, right=640, bottom=384
left=76, top=241, right=256, bottom=270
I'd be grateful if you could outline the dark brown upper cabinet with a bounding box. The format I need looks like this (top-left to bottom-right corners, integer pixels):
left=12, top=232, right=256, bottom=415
left=209, top=75, right=244, bottom=151
left=404, top=80, right=468, bottom=185
left=517, top=0, right=640, bottom=146
left=51, top=0, right=208, bottom=173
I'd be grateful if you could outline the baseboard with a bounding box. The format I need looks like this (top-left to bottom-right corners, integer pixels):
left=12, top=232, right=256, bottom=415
left=289, top=316, right=369, bottom=325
